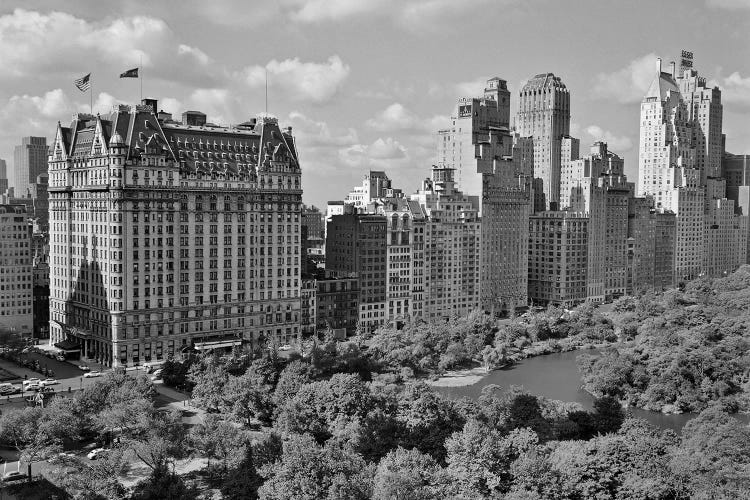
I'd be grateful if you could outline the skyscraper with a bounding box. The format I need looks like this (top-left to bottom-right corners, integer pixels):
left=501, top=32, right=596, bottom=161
left=48, top=102, right=302, bottom=366
left=11, top=136, right=47, bottom=196
left=436, top=77, right=510, bottom=208
left=0, top=158, right=7, bottom=194
left=0, top=204, right=33, bottom=334
left=412, top=166, right=481, bottom=319
left=516, top=73, right=571, bottom=210
left=637, top=55, right=745, bottom=280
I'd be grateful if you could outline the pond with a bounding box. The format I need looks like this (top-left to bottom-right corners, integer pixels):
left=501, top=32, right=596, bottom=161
left=434, top=349, right=749, bottom=432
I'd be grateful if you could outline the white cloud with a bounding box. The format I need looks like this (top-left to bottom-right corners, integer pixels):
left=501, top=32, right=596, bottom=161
left=339, top=137, right=407, bottom=167
left=0, top=9, right=222, bottom=90
left=286, top=0, right=388, bottom=23
left=240, top=56, right=350, bottom=103
left=592, top=53, right=659, bottom=104
left=716, top=72, right=750, bottom=108
left=282, top=0, right=498, bottom=32
left=366, top=103, right=420, bottom=131
left=706, top=0, right=750, bottom=8
left=8, top=89, right=71, bottom=118
left=366, top=103, right=449, bottom=135
left=178, top=44, right=210, bottom=65
left=584, top=125, right=633, bottom=152
left=399, top=0, right=493, bottom=32
left=288, top=111, right=358, bottom=147
left=187, top=88, right=235, bottom=125
left=0, top=10, right=168, bottom=78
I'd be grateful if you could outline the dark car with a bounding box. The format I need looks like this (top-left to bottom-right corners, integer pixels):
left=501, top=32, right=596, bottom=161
left=2, top=471, right=27, bottom=482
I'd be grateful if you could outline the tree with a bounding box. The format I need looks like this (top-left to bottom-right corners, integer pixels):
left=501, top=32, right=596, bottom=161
left=221, top=444, right=263, bottom=500
left=395, top=383, right=465, bottom=462
left=272, top=360, right=314, bottom=418
left=258, top=433, right=372, bottom=500
left=372, top=447, right=444, bottom=500
left=670, top=406, right=750, bottom=498
left=0, top=407, right=61, bottom=481
left=446, top=421, right=537, bottom=497
left=276, top=374, right=374, bottom=443
left=591, top=396, right=625, bottom=435
left=224, top=371, right=275, bottom=426
left=126, top=409, right=189, bottom=473
left=506, top=394, right=551, bottom=440
left=48, top=446, right=129, bottom=500
left=130, top=463, right=198, bottom=500
left=190, top=414, right=246, bottom=478
left=189, top=360, right=229, bottom=412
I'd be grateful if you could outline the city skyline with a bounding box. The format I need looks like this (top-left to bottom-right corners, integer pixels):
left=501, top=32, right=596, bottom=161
left=1, top=1, right=750, bottom=209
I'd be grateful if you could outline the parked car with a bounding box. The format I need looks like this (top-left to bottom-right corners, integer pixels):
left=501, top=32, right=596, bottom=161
left=0, top=385, right=21, bottom=396
left=87, top=448, right=105, bottom=460
left=22, top=378, right=41, bottom=388
left=25, top=383, right=41, bottom=392
left=83, top=371, right=102, bottom=378
left=78, top=365, right=91, bottom=371
left=40, top=378, right=59, bottom=386
left=2, top=471, right=27, bottom=482
left=279, top=344, right=293, bottom=351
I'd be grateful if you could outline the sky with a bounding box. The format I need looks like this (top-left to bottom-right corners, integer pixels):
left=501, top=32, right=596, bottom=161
left=1, top=0, right=749, bottom=209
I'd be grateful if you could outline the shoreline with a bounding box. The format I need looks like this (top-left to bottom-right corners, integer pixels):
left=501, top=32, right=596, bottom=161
left=426, top=339, right=616, bottom=388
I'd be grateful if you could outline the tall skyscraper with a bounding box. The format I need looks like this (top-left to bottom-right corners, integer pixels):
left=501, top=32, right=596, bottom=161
left=516, top=73, right=571, bottom=210
left=436, top=77, right=510, bottom=208
left=48, top=102, right=302, bottom=366
left=479, top=130, right=533, bottom=314
left=638, top=55, right=745, bottom=280
left=0, top=158, right=7, bottom=194
left=11, top=136, right=47, bottom=196
left=0, top=204, right=33, bottom=334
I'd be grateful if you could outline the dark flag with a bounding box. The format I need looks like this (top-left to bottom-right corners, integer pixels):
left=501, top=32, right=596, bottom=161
left=74, top=73, right=91, bottom=92
left=120, top=68, right=139, bottom=78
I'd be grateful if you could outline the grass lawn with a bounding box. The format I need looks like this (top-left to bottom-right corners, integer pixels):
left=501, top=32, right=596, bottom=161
left=0, top=367, right=19, bottom=382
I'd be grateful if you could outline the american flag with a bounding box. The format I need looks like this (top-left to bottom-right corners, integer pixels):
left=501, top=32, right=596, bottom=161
left=74, top=73, right=91, bottom=92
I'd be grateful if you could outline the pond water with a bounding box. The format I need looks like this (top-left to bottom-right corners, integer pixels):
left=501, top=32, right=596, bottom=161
left=434, top=349, right=749, bottom=432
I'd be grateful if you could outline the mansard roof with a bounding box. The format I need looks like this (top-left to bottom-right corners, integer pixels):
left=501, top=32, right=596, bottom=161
left=60, top=105, right=175, bottom=162
left=52, top=105, right=300, bottom=178
left=522, top=73, right=567, bottom=91
left=161, top=114, right=299, bottom=176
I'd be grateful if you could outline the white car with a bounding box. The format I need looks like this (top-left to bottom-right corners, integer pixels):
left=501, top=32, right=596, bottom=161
left=87, top=448, right=105, bottom=460
left=78, top=365, right=91, bottom=371
left=40, top=378, right=59, bottom=386
left=279, top=344, right=293, bottom=351
left=22, top=378, right=40, bottom=388
left=83, top=371, right=102, bottom=378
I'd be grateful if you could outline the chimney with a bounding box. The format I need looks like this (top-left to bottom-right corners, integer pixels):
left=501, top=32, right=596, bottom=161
left=670, top=61, right=676, bottom=77
left=141, top=98, right=158, bottom=112
left=655, top=57, right=662, bottom=74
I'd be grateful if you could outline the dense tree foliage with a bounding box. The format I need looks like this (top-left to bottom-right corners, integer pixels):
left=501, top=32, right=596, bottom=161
left=365, top=305, right=616, bottom=377
left=579, top=265, right=750, bottom=413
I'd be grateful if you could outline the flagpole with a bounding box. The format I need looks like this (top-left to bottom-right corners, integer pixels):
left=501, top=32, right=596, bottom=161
left=90, top=74, right=93, bottom=114
left=140, top=55, right=143, bottom=102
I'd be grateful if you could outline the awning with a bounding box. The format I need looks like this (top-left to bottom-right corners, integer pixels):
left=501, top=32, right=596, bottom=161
left=193, top=340, right=243, bottom=351
left=54, top=339, right=81, bottom=352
